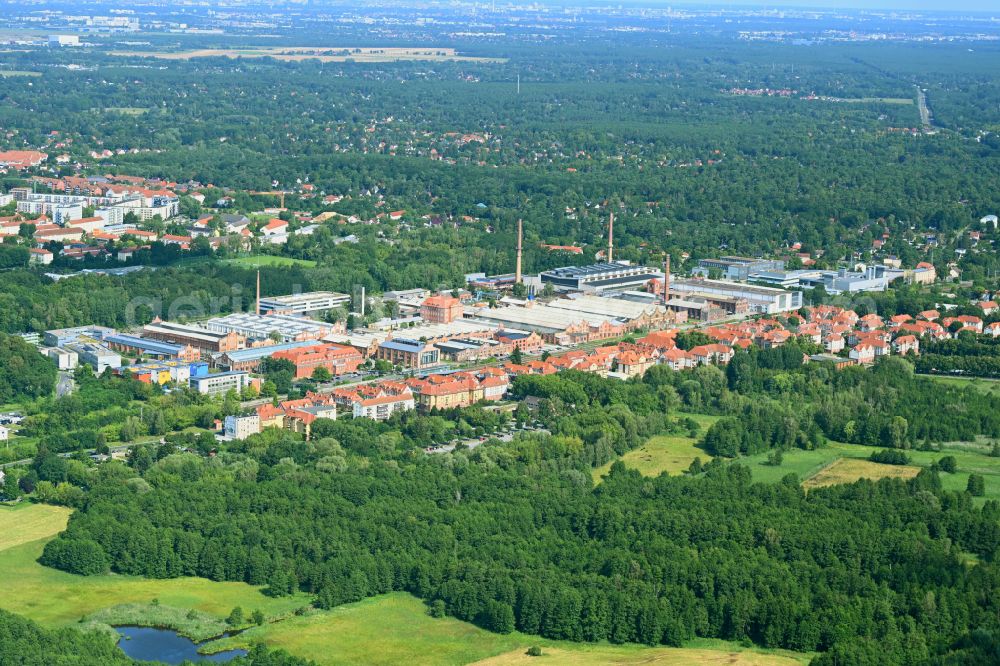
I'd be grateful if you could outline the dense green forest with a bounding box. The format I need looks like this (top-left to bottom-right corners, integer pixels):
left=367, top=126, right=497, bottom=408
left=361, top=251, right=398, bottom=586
left=3, top=5, right=1000, bottom=664
left=34, top=363, right=1000, bottom=664
left=1, top=34, right=999, bottom=272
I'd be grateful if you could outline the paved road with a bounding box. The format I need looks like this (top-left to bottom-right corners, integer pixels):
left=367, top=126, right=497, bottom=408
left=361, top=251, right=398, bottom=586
left=56, top=372, right=74, bottom=398
left=916, top=86, right=933, bottom=130
left=1, top=441, right=158, bottom=470
left=425, top=427, right=550, bottom=455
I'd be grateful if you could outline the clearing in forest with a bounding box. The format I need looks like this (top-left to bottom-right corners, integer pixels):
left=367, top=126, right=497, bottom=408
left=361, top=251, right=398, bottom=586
left=592, top=413, right=719, bottom=482
left=803, top=457, right=921, bottom=489
left=111, top=47, right=505, bottom=63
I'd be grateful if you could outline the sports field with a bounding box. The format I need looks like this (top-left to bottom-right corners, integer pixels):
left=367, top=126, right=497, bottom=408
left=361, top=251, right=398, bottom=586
left=223, top=255, right=317, bottom=268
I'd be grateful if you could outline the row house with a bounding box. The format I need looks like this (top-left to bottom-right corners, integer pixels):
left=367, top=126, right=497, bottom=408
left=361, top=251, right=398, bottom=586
left=688, top=343, right=735, bottom=366
left=405, top=371, right=510, bottom=411
left=892, top=335, right=920, bottom=355
left=659, top=348, right=696, bottom=371
left=330, top=381, right=415, bottom=420
left=613, top=348, right=659, bottom=378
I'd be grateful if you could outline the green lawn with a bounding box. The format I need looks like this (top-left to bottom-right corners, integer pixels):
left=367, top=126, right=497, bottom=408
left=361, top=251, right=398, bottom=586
left=592, top=413, right=719, bottom=482
left=476, top=639, right=810, bottom=665
left=737, top=447, right=846, bottom=485
left=224, top=255, right=317, bottom=268
left=204, top=593, right=810, bottom=666
left=0, top=505, right=309, bottom=628
left=733, top=440, right=1000, bottom=503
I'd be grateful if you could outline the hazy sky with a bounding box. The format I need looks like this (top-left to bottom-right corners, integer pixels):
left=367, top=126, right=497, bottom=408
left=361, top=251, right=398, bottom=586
left=694, top=0, right=999, bottom=10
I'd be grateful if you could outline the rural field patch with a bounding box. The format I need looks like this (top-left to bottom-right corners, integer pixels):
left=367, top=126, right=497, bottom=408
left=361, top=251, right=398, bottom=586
left=0, top=503, right=71, bottom=552
left=803, top=457, right=921, bottom=489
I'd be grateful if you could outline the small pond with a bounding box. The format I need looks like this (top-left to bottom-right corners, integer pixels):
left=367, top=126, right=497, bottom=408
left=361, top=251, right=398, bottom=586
left=115, top=626, right=247, bottom=664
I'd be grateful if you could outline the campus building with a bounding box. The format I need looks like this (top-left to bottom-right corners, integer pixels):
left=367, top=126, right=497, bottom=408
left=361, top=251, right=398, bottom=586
left=189, top=371, right=256, bottom=396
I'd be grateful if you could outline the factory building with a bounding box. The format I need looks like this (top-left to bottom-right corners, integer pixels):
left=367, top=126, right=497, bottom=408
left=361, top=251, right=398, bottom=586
left=104, top=334, right=201, bottom=362
left=258, top=291, right=351, bottom=316
left=213, top=340, right=320, bottom=372
left=40, top=347, right=79, bottom=370
left=668, top=278, right=802, bottom=314
left=142, top=320, right=243, bottom=354
left=203, top=313, right=340, bottom=344
left=695, top=256, right=785, bottom=281
left=67, top=343, right=121, bottom=374
left=545, top=294, right=681, bottom=330
left=467, top=303, right=626, bottom=345
left=748, top=265, right=893, bottom=295
left=540, top=262, right=661, bottom=295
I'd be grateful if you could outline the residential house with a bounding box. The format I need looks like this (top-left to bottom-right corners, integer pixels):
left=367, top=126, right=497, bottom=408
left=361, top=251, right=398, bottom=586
left=849, top=343, right=876, bottom=365
left=261, top=218, right=288, bottom=236
left=332, top=381, right=415, bottom=420
left=28, top=248, right=53, bottom=265
left=892, top=335, right=920, bottom=356
left=224, top=414, right=261, bottom=440
left=689, top=344, right=734, bottom=366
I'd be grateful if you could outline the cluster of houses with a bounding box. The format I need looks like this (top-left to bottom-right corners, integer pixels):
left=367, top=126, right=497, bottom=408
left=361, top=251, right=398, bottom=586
left=226, top=368, right=514, bottom=440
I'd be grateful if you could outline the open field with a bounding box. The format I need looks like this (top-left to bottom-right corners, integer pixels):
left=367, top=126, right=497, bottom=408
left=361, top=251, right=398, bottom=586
left=592, top=413, right=719, bottom=482
left=474, top=640, right=809, bottom=666
left=592, top=435, right=701, bottom=482
left=94, top=107, right=150, bottom=115
left=739, top=447, right=848, bottom=485
left=223, top=255, right=317, bottom=268
left=733, top=440, right=1000, bottom=502
left=111, top=47, right=505, bottom=64
left=803, top=458, right=921, bottom=490
left=920, top=374, right=1000, bottom=396
left=205, top=593, right=810, bottom=666
left=812, top=96, right=913, bottom=104
left=2, top=506, right=811, bottom=665
left=0, top=510, right=309, bottom=627
left=0, top=503, right=72, bottom=551
left=205, top=593, right=524, bottom=665
left=0, top=70, right=41, bottom=77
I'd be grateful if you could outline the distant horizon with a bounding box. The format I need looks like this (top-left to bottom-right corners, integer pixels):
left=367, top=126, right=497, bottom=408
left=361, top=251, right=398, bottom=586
left=553, top=0, right=1000, bottom=14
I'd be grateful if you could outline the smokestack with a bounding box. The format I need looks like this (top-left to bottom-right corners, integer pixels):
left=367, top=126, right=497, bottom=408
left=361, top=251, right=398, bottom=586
left=256, top=270, right=261, bottom=315
left=515, top=219, right=523, bottom=283
left=663, top=253, right=671, bottom=307
left=607, top=212, right=614, bottom=263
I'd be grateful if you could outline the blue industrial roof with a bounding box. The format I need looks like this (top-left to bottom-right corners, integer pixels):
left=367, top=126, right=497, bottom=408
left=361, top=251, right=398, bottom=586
left=105, top=334, right=183, bottom=356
